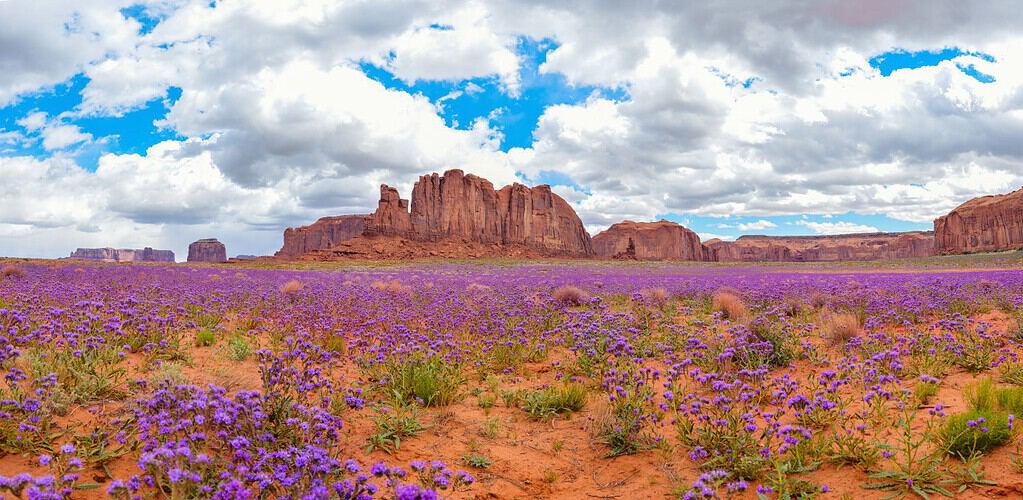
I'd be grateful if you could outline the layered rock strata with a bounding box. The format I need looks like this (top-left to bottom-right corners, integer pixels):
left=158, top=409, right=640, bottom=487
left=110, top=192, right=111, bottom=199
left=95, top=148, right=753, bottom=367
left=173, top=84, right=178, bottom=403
left=278, top=169, right=594, bottom=258
left=706, top=232, right=934, bottom=262
left=593, top=220, right=710, bottom=261
left=69, top=247, right=175, bottom=263
left=934, top=187, right=1023, bottom=254
left=187, top=239, right=228, bottom=263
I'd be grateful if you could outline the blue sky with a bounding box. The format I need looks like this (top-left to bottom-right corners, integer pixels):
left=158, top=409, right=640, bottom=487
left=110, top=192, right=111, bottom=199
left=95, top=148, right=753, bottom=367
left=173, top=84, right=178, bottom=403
left=360, top=37, right=627, bottom=152
left=2, top=0, right=1018, bottom=258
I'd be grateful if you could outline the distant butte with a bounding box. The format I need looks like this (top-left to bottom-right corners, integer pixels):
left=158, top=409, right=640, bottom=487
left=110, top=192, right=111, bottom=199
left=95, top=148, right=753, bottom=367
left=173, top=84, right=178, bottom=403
left=275, top=169, right=1022, bottom=262
left=593, top=220, right=711, bottom=261
left=705, top=232, right=934, bottom=262
left=69, top=247, right=175, bottom=263
left=188, top=238, right=228, bottom=263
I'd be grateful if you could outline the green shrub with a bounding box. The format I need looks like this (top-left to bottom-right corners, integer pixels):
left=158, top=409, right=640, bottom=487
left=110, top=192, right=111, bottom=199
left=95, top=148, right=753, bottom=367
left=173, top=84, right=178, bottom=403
left=195, top=327, right=216, bottom=347
left=387, top=357, right=463, bottom=407
left=226, top=335, right=252, bottom=361
left=520, top=384, right=586, bottom=420
left=914, top=381, right=940, bottom=406
left=1000, top=361, right=1023, bottom=386
left=965, top=377, right=997, bottom=413
left=996, top=385, right=1023, bottom=415
left=365, top=394, right=428, bottom=454
left=149, top=362, right=188, bottom=386
left=936, top=410, right=1012, bottom=459
left=461, top=453, right=492, bottom=469
left=27, top=346, right=127, bottom=405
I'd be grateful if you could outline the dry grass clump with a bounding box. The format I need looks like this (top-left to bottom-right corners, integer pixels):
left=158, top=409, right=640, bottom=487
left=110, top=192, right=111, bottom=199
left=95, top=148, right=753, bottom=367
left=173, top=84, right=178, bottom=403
left=782, top=296, right=802, bottom=317
left=711, top=290, right=745, bottom=320
left=371, top=279, right=411, bottom=294
left=639, top=287, right=671, bottom=306
left=280, top=279, right=304, bottom=297
left=820, top=311, right=862, bottom=347
left=466, top=283, right=492, bottom=293
left=1, top=264, right=26, bottom=280
left=553, top=285, right=589, bottom=306
left=809, top=293, right=828, bottom=310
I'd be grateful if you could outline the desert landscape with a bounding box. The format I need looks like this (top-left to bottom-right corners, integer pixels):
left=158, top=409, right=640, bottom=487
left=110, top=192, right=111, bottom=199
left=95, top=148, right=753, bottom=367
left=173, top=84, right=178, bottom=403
left=2, top=167, right=1023, bottom=499
left=5, top=2, right=1023, bottom=499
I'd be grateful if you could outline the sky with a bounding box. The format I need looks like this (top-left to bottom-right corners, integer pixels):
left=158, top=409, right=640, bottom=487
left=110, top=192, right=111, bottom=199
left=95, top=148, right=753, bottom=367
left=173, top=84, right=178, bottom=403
left=1, top=1, right=1022, bottom=259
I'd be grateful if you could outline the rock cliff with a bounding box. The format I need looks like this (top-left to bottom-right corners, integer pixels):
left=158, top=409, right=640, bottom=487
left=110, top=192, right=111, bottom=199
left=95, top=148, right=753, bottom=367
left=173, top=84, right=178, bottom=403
left=707, top=232, right=934, bottom=262
left=69, top=247, right=175, bottom=263
left=934, top=187, right=1023, bottom=254
left=593, top=220, right=710, bottom=261
left=278, top=169, right=593, bottom=258
left=278, top=216, right=370, bottom=258
left=187, top=239, right=228, bottom=263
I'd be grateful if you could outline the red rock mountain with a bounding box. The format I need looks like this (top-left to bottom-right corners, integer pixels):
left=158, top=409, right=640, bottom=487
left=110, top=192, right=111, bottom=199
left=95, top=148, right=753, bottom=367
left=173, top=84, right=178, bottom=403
left=934, top=187, right=1023, bottom=254
left=593, top=220, right=711, bottom=261
left=706, top=232, right=934, bottom=262
left=277, top=170, right=594, bottom=258
left=69, top=247, right=175, bottom=263
left=278, top=216, right=370, bottom=257
left=187, top=238, right=228, bottom=263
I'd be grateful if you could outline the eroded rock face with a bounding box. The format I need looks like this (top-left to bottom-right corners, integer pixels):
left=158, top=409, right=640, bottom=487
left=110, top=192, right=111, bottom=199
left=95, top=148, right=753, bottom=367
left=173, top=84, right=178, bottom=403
left=935, top=187, right=1023, bottom=254
left=278, top=169, right=594, bottom=258
left=707, top=232, right=935, bottom=262
left=187, top=239, right=228, bottom=263
left=69, top=247, right=175, bottom=263
left=278, top=216, right=370, bottom=258
left=593, top=220, right=710, bottom=261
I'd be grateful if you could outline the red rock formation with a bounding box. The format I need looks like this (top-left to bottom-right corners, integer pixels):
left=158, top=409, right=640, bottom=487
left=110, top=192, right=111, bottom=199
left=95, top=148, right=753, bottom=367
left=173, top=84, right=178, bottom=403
left=187, top=239, right=228, bottom=263
left=707, top=232, right=934, bottom=262
left=278, top=216, right=370, bottom=258
left=934, top=187, right=1023, bottom=254
left=69, top=247, right=175, bottom=263
left=593, top=220, right=710, bottom=261
left=278, top=169, right=593, bottom=259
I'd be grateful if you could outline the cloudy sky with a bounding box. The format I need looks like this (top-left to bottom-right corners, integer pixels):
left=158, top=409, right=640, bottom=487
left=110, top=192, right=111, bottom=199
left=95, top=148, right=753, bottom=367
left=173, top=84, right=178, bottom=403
left=2, top=0, right=1022, bottom=259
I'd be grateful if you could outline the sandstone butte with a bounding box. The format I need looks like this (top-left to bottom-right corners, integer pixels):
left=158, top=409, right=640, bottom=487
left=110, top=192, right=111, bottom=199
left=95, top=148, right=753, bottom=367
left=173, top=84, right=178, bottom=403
left=276, top=169, right=594, bottom=259
left=934, top=186, right=1023, bottom=255
left=593, top=220, right=711, bottom=261
left=68, top=247, right=175, bottom=263
left=705, top=232, right=935, bottom=262
left=187, top=238, right=228, bottom=263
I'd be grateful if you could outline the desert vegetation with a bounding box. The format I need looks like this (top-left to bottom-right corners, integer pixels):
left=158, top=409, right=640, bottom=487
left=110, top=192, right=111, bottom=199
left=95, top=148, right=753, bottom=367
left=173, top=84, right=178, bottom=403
left=1, top=261, right=1023, bottom=498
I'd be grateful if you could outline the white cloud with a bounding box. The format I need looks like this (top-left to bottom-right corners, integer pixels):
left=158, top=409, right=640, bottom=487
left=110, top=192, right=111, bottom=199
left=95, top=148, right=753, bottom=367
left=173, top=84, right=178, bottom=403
left=736, top=219, right=777, bottom=231
left=40, top=124, right=92, bottom=150
left=697, top=232, right=735, bottom=242
left=382, top=7, right=520, bottom=92
left=0, top=1, right=140, bottom=107
left=16, top=111, right=48, bottom=132
left=796, top=221, right=881, bottom=235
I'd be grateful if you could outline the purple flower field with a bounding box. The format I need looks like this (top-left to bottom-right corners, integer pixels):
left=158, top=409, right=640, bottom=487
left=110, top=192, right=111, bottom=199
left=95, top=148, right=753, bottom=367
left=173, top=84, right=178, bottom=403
left=2, top=260, right=1023, bottom=499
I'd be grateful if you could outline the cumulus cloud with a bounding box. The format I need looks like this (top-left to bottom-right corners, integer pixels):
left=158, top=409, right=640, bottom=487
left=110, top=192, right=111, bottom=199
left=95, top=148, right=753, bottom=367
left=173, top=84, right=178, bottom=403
left=797, top=221, right=881, bottom=235
left=0, top=1, right=140, bottom=107
left=737, top=220, right=778, bottom=231
left=41, top=124, right=92, bottom=150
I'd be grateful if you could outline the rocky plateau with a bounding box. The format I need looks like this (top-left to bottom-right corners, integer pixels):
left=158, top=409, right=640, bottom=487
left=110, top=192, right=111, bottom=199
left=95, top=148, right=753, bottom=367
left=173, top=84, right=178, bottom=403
left=69, top=247, right=175, bottom=263
left=593, top=220, right=711, bottom=261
